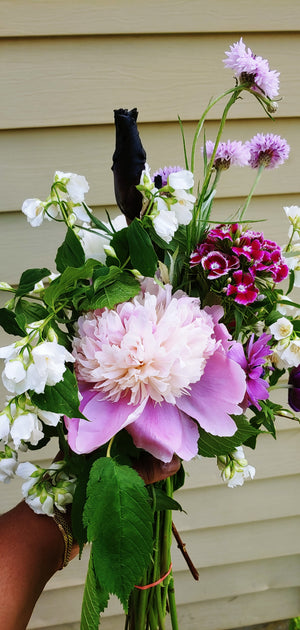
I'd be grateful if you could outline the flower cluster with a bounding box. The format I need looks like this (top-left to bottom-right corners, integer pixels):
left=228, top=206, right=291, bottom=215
left=137, top=164, right=196, bottom=243
left=190, top=223, right=288, bottom=305
left=217, top=446, right=256, bottom=488
left=16, top=460, right=76, bottom=516
left=22, top=170, right=90, bottom=228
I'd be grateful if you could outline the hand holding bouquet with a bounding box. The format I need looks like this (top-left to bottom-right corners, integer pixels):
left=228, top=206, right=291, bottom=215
left=0, top=38, right=299, bottom=629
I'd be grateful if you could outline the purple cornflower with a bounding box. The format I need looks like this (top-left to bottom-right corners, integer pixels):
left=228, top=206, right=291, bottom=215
left=204, top=140, right=250, bottom=170
left=288, top=365, right=300, bottom=412
left=223, top=38, right=280, bottom=100
left=228, top=333, right=273, bottom=410
left=152, top=165, right=183, bottom=188
left=246, top=133, right=290, bottom=169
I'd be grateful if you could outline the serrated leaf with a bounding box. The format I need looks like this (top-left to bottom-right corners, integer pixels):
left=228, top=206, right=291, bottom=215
left=128, top=219, right=158, bottom=276
left=93, top=265, right=121, bottom=291
left=85, top=272, right=140, bottom=310
left=15, top=268, right=51, bottom=297
left=83, top=458, right=153, bottom=610
left=0, top=308, right=25, bottom=336
left=81, top=551, right=109, bottom=630
left=30, top=368, right=85, bottom=418
left=198, top=415, right=260, bottom=457
left=55, top=228, right=85, bottom=272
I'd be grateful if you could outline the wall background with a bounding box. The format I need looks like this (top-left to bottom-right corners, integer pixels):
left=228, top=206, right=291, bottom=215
left=0, top=2, right=299, bottom=628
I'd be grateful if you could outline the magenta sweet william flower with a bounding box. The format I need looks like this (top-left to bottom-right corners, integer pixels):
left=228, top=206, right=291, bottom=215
left=204, top=140, right=250, bottom=170
left=65, top=280, right=246, bottom=462
left=223, top=38, right=280, bottom=101
left=288, top=365, right=300, bottom=412
left=246, top=133, right=290, bottom=169
left=228, top=333, right=272, bottom=410
left=226, top=270, right=258, bottom=305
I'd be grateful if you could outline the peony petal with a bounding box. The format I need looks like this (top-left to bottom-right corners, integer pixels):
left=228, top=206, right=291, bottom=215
left=65, top=388, right=137, bottom=454
left=177, top=350, right=246, bottom=436
left=127, top=399, right=199, bottom=463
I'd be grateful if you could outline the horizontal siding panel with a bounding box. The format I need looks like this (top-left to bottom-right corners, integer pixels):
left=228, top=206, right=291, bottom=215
left=1, top=1, right=300, bottom=37
left=29, top=576, right=300, bottom=629
left=170, top=516, right=300, bottom=571
left=1, top=118, right=298, bottom=214
left=28, top=552, right=300, bottom=627
left=175, top=475, right=300, bottom=531
left=0, top=33, right=298, bottom=129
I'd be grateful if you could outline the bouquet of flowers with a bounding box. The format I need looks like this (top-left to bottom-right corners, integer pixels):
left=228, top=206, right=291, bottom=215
left=0, top=38, right=299, bottom=629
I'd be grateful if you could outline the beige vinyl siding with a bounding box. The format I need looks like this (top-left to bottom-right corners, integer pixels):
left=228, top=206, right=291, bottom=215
left=0, top=2, right=300, bottom=629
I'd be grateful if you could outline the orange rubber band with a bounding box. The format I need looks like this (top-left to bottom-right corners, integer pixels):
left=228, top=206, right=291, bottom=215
left=135, top=563, right=173, bottom=590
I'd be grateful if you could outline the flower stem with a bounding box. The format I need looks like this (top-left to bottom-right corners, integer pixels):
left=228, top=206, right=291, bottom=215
left=168, top=577, right=179, bottom=630
left=239, top=165, right=265, bottom=221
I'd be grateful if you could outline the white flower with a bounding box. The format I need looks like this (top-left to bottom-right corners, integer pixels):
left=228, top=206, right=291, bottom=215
left=153, top=202, right=178, bottom=243
left=37, top=409, right=61, bottom=426
left=0, top=412, right=10, bottom=442
left=0, top=450, right=18, bottom=483
left=284, top=205, right=300, bottom=234
left=269, top=317, right=293, bottom=340
left=54, top=171, right=89, bottom=204
left=277, top=297, right=300, bottom=318
left=139, top=163, right=155, bottom=191
left=171, top=188, right=195, bottom=225
left=168, top=169, right=194, bottom=190
left=218, top=446, right=255, bottom=488
left=278, top=339, right=300, bottom=368
left=79, top=215, right=126, bottom=263
left=22, top=198, right=45, bottom=227
left=0, top=338, right=75, bottom=396
left=10, top=411, right=44, bottom=448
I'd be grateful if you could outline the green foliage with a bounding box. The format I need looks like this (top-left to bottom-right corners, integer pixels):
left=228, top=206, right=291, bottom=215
left=151, top=487, right=183, bottom=512
left=82, top=271, right=140, bottom=311
left=127, top=219, right=158, bottom=276
left=81, top=551, right=109, bottom=630
left=15, top=268, right=51, bottom=297
left=15, top=300, right=49, bottom=326
left=44, top=259, right=97, bottom=309
left=30, top=368, right=85, bottom=418
left=0, top=308, right=25, bottom=336
left=198, top=414, right=260, bottom=457
left=55, top=227, right=85, bottom=272
left=83, top=458, right=153, bottom=611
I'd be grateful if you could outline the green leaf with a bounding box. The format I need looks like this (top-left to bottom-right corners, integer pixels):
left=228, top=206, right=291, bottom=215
left=198, top=415, right=260, bottom=457
left=128, top=219, right=158, bottom=276
left=83, top=458, right=153, bottom=610
left=15, top=300, right=49, bottom=325
left=55, top=228, right=85, bottom=273
left=15, top=268, right=51, bottom=297
left=93, top=265, right=121, bottom=291
left=30, top=368, right=85, bottom=418
left=110, top=228, right=130, bottom=266
left=44, top=259, right=96, bottom=308
left=81, top=551, right=109, bottom=630
left=0, top=308, right=25, bottom=336
left=85, top=272, right=140, bottom=310
left=152, top=487, right=183, bottom=512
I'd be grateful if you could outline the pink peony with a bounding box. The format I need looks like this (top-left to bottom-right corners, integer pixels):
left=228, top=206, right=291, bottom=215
left=66, top=280, right=246, bottom=462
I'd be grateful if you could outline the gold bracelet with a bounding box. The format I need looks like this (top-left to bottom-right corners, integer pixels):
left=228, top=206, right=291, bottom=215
left=53, top=508, right=73, bottom=570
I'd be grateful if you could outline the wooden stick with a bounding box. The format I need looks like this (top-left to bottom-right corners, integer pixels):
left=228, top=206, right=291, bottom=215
left=172, top=521, right=199, bottom=581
